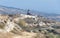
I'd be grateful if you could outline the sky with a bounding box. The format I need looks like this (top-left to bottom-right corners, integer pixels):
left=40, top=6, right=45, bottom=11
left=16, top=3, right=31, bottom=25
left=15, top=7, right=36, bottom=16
left=0, top=0, right=60, bottom=13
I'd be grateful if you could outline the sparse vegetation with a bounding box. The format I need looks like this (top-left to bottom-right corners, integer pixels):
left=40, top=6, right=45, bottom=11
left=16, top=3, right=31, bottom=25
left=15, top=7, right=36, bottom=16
left=0, top=23, right=5, bottom=29
left=0, top=14, right=60, bottom=38
left=18, top=19, right=27, bottom=27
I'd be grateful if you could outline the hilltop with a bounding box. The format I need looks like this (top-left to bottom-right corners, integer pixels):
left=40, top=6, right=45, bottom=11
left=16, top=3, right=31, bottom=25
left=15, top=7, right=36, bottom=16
left=0, top=5, right=60, bottom=38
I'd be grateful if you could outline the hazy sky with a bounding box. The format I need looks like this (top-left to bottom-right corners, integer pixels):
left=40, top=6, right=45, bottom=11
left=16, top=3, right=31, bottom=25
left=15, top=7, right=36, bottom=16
left=0, top=0, right=60, bottom=13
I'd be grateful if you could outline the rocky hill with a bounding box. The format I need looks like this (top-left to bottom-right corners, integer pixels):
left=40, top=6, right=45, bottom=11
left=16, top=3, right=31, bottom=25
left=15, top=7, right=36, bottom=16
left=0, top=13, right=59, bottom=38
left=0, top=5, right=60, bottom=38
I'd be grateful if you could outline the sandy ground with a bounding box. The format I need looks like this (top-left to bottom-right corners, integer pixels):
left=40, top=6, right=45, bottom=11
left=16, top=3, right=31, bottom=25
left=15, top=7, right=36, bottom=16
left=0, top=31, right=46, bottom=38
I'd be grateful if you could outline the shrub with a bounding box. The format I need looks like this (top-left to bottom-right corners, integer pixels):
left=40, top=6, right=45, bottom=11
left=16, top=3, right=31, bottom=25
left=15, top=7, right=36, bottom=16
left=0, top=23, right=5, bottom=29
left=18, top=19, right=27, bottom=27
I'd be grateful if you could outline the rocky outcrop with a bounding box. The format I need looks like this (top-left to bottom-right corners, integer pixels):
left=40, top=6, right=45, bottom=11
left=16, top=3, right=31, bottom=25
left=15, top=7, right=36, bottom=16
left=0, top=14, right=59, bottom=38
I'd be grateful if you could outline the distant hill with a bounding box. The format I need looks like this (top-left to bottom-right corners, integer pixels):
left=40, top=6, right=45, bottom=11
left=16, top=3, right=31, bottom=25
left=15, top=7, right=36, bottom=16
left=0, top=5, right=60, bottom=21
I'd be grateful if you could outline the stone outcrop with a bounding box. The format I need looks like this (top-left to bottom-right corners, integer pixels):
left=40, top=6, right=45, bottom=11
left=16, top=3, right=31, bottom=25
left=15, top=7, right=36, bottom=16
left=0, top=14, right=59, bottom=38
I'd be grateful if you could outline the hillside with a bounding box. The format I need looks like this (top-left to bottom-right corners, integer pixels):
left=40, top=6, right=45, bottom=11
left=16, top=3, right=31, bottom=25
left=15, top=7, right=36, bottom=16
left=0, top=5, right=60, bottom=38
left=0, top=13, right=59, bottom=38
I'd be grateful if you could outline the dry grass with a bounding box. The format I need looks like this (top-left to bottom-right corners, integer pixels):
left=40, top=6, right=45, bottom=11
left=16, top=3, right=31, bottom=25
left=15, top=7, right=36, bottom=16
left=0, top=31, right=47, bottom=38
left=0, top=23, right=5, bottom=29
left=0, top=32, right=14, bottom=38
left=18, top=19, right=27, bottom=27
